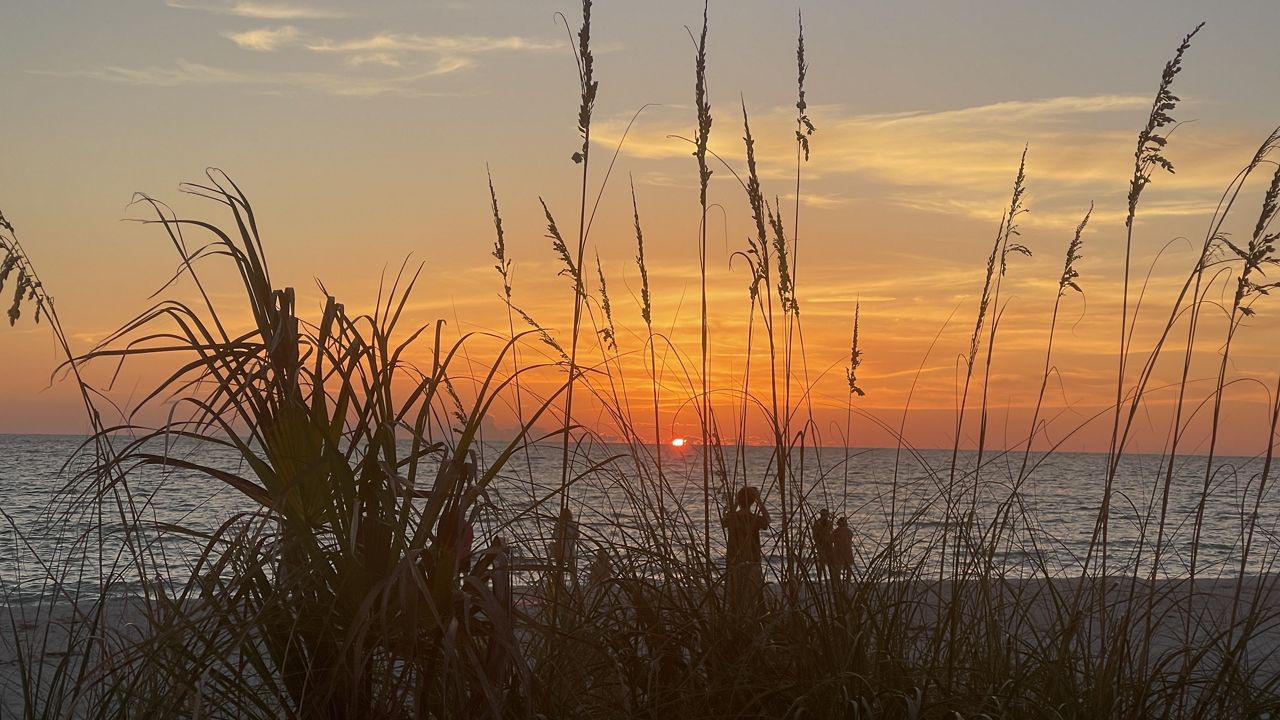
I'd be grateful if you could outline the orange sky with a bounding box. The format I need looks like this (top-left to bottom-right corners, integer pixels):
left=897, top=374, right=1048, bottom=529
left=2, top=1, right=1280, bottom=456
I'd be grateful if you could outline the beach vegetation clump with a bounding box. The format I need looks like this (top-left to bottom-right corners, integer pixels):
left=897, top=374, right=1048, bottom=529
left=6, top=6, right=1280, bottom=720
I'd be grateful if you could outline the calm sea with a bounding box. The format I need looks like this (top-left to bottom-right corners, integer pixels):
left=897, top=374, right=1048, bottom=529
left=1, top=433, right=1276, bottom=600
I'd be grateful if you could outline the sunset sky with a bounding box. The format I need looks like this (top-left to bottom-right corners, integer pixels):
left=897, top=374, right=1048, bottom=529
left=3, top=0, right=1280, bottom=455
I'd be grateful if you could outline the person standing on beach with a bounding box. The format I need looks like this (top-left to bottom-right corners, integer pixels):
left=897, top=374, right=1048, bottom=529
left=462, top=448, right=478, bottom=485
left=722, top=485, right=771, bottom=614
left=469, top=536, right=515, bottom=716
left=444, top=502, right=476, bottom=575
left=585, top=547, right=614, bottom=611
left=812, top=508, right=833, bottom=577
left=455, top=450, right=479, bottom=573
left=548, top=506, right=580, bottom=603
left=549, top=507, right=580, bottom=573
left=831, top=516, right=854, bottom=584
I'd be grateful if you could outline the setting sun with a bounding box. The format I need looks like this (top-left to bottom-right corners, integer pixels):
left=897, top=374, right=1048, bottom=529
left=671, top=438, right=687, bottom=448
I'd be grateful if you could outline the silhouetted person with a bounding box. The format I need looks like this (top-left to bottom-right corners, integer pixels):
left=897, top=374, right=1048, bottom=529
left=469, top=536, right=515, bottom=716
left=462, top=448, right=478, bottom=484
left=585, top=547, right=614, bottom=610
left=812, top=508, right=833, bottom=576
left=547, top=506, right=580, bottom=614
left=488, top=536, right=512, bottom=611
left=549, top=506, right=580, bottom=574
left=427, top=499, right=476, bottom=579
left=455, top=504, right=475, bottom=574
left=454, top=449, right=479, bottom=573
left=722, top=485, right=770, bottom=614
left=831, top=516, right=854, bottom=584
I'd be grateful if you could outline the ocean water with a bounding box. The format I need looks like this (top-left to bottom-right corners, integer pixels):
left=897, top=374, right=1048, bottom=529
left=1, top=433, right=1277, bottom=600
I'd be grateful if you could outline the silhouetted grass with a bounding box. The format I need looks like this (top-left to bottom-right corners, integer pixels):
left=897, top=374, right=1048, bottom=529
left=5, top=7, right=1280, bottom=720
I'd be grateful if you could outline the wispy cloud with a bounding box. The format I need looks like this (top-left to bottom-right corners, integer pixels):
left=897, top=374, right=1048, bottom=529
left=42, top=24, right=556, bottom=96
left=166, top=0, right=347, bottom=20
left=218, top=27, right=558, bottom=57
left=595, top=95, right=1265, bottom=226
left=344, top=52, right=404, bottom=69
left=780, top=191, right=846, bottom=209
left=309, top=33, right=558, bottom=71
left=304, top=33, right=560, bottom=55
left=223, top=28, right=559, bottom=71
left=225, top=25, right=302, bottom=51
left=35, top=59, right=468, bottom=97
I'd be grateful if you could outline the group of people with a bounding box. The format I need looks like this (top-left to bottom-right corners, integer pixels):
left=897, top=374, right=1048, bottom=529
left=810, top=507, right=854, bottom=580
left=547, top=506, right=618, bottom=613
left=442, top=449, right=854, bottom=618
left=721, top=486, right=857, bottom=612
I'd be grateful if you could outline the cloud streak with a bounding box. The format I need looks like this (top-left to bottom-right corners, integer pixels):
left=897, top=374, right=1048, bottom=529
left=224, top=28, right=561, bottom=69
left=219, top=26, right=559, bottom=57
left=597, top=95, right=1267, bottom=226
left=225, top=25, right=302, bottom=51
left=37, top=59, right=469, bottom=97
left=84, top=6, right=561, bottom=98
left=304, top=33, right=560, bottom=55
left=166, top=1, right=347, bottom=20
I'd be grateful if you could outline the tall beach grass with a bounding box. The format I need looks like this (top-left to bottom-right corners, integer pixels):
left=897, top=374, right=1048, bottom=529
left=4, top=4, right=1280, bottom=718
